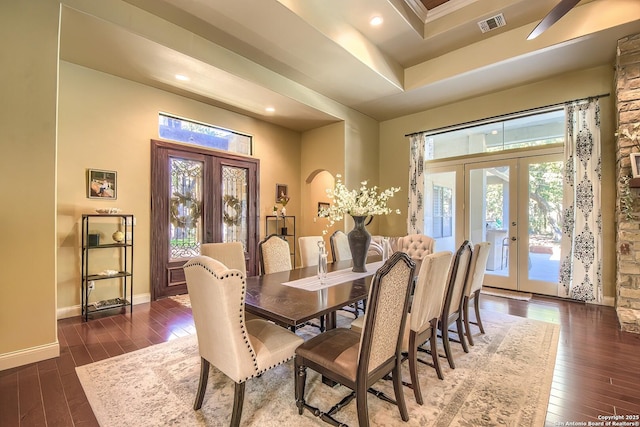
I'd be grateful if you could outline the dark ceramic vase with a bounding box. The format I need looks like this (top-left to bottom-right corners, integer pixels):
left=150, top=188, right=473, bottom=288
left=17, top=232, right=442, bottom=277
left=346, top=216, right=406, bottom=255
left=348, top=215, right=371, bottom=272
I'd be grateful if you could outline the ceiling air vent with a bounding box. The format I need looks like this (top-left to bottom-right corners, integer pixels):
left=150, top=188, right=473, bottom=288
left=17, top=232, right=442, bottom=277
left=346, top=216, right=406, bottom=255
left=477, top=13, right=506, bottom=33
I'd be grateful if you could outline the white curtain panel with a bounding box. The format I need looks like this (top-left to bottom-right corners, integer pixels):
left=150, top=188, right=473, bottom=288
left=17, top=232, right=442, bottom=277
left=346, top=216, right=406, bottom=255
left=559, top=98, right=602, bottom=303
left=408, top=133, right=426, bottom=234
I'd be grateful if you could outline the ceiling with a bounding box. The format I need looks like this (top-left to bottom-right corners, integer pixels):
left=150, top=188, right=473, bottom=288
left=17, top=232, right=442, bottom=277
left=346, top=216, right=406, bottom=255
left=59, top=0, right=640, bottom=131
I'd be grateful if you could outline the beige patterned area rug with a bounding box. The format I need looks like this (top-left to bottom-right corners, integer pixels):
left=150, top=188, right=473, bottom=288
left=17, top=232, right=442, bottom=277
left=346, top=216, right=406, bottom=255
left=76, top=311, right=558, bottom=427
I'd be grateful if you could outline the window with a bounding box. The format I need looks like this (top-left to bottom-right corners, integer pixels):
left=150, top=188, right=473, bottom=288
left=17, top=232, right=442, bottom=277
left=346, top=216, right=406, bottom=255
left=158, top=113, right=252, bottom=155
left=425, top=108, right=564, bottom=161
left=432, top=185, right=452, bottom=238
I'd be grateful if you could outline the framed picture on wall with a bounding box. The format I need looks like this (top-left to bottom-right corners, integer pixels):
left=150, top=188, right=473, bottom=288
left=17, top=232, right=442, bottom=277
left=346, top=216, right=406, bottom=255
left=632, top=154, right=640, bottom=178
left=318, top=202, right=330, bottom=216
left=87, top=169, right=117, bottom=199
left=276, top=183, right=288, bottom=203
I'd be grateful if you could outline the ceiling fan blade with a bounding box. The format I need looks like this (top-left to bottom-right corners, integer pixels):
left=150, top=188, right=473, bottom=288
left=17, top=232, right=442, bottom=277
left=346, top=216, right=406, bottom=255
left=527, top=0, right=581, bottom=40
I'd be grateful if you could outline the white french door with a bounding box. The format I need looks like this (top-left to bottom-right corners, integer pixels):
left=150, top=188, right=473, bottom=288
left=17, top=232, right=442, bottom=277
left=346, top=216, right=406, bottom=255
left=426, top=151, right=563, bottom=296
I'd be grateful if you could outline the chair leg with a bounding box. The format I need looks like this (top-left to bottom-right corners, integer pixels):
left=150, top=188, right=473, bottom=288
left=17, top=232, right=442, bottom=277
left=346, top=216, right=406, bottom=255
left=194, top=357, right=210, bottom=410
left=429, top=319, right=444, bottom=380
left=295, top=361, right=307, bottom=415
left=474, top=290, right=485, bottom=334
left=407, top=331, right=423, bottom=405
left=230, top=382, right=245, bottom=427
left=392, top=361, right=409, bottom=422
left=463, top=296, right=474, bottom=346
left=457, top=317, right=469, bottom=353
left=440, top=321, right=455, bottom=369
left=356, top=380, right=370, bottom=427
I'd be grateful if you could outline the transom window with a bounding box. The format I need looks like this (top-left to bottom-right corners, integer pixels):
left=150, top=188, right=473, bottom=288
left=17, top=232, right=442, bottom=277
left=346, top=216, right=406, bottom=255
left=158, top=113, right=252, bottom=155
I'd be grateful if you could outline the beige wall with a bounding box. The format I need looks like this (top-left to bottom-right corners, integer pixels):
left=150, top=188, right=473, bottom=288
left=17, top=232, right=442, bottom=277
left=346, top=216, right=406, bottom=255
left=57, top=62, right=303, bottom=311
left=380, top=65, right=617, bottom=299
left=0, top=0, right=60, bottom=366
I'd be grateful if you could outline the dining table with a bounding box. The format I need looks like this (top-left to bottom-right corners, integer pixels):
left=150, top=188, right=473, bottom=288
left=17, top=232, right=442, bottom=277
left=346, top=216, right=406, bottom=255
left=244, top=257, right=384, bottom=331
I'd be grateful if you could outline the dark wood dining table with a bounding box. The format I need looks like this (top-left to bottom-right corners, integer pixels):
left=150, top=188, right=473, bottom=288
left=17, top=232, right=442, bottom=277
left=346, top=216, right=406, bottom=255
left=244, top=258, right=378, bottom=330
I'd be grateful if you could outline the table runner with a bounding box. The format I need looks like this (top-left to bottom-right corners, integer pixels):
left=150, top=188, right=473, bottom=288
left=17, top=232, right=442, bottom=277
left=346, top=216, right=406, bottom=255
left=281, top=260, right=385, bottom=291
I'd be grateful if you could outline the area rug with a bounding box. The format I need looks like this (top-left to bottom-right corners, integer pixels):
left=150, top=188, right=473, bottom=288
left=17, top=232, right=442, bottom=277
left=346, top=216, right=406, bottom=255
left=76, top=310, right=558, bottom=426
left=481, top=287, right=533, bottom=301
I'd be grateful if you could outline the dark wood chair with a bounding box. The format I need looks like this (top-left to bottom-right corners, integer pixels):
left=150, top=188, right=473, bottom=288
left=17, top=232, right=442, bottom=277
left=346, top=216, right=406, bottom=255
left=439, top=240, right=473, bottom=369
left=463, top=241, right=491, bottom=346
left=402, top=250, right=453, bottom=404
left=294, top=251, right=416, bottom=427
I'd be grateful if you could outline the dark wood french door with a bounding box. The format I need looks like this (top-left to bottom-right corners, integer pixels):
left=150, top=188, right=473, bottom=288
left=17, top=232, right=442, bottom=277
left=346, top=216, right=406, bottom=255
left=150, top=140, right=259, bottom=299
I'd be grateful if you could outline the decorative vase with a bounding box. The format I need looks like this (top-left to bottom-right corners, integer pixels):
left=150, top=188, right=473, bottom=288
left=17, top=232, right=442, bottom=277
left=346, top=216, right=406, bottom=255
left=348, top=215, right=371, bottom=272
left=281, top=206, right=287, bottom=216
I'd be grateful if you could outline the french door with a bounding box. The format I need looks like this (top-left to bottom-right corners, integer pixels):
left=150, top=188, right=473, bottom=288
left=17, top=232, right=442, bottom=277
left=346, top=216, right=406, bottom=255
left=426, top=152, right=563, bottom=296
left=150, top=140, right=259, bottom=299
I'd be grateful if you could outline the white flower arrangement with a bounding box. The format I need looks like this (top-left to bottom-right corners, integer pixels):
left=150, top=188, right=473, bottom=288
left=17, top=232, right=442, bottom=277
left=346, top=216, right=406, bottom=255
left=319, top=174, right=401, bottom=232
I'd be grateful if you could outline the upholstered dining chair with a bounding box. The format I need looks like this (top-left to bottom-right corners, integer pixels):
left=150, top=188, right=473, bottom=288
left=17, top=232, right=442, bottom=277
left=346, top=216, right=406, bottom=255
left=398, top=234, right=435, bottom=261
left=402, top=251, right=453, bottom=403
left=201, top=241, right=259, bottom=321
left=298, top=235, right=325, bottom=267
left=201, top=241, right=246, bottom=275
left=258, top=234, right=292, bottom=275
left=294, top=251, right=416, bottom=427
left=462, top=241, right=491, bottom=346
left=329, top=230, right=351, bottom=263
left=183, top=256, right=303, bottom=427
left=439, top=240, right=473, bottom=370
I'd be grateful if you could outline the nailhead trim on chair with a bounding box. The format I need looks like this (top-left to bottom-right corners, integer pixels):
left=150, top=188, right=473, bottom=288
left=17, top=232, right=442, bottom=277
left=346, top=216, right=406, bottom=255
left=184, top=262, right=261, bottom=381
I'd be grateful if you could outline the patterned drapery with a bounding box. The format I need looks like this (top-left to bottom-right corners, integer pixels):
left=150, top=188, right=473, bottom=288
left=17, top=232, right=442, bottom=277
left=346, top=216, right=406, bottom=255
left=408, top=133, right=426, bottom=234
left=559, top=98, right=602, bottom=303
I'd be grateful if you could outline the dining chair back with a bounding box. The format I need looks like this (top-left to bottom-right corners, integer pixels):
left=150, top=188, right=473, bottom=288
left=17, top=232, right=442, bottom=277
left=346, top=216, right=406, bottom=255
left=184, top=256, right=303, bottom=426
left=462, top=241, right=491, bottom=346
left=398, top=234, right=435, bottom=260
left=201, top=241, right=246, bottom=276
left=298, top=235, right=325, bottom=267
left=439, top=240, right=473, bottom=369
left=329, top=230, right=351, bottom=263
left=258, top=234, right=292, bottom=275
left=402, top=251, right=453, bottom=403
left=294, top=251, right=416, bottom=426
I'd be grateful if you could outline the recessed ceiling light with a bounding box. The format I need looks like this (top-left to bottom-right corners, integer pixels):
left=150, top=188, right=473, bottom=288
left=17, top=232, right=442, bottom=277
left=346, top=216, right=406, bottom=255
left=175, top=74, right=189, bottom=81
left=265, top=107, right=275, bottom=113
left=370, top=16, right=383, bottom=26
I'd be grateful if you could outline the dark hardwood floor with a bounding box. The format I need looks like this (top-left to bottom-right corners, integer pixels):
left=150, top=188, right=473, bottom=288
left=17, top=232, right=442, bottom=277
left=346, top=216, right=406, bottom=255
left=1, top=294, right=639, bottom=426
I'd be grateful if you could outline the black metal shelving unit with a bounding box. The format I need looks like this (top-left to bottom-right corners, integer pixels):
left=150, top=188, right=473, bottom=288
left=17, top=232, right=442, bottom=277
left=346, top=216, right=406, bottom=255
left=81, top=214, right=134, bottom=321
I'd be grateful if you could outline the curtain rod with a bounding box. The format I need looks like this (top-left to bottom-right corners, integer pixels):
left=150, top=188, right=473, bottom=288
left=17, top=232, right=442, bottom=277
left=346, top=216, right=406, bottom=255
left=404, top=92, right=610, bottom=138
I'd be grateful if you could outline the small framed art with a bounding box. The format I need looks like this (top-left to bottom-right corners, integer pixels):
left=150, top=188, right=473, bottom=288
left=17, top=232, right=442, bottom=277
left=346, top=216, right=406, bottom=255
left=88, top=169, right=117, bottom=199
left=276, top=183, right=288, bottom=203
left=318, top=202, right=330, bottom=216
left=632, top=154, right=640, bottom=178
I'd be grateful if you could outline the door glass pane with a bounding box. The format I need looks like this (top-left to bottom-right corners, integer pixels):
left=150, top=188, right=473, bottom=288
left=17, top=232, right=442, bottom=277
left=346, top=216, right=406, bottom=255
left=469, top=166, right=510, bottom=276
left=222, top=165, right=248, bottom=250
left=527, top=160, right=563, bottom=282
left=425, top=171, right=457, bottom=252
left=169, top=158, right=203, bottom=260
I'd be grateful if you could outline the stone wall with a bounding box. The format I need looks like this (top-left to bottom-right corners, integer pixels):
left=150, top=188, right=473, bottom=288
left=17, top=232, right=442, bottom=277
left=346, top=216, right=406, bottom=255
left=616, top=33, right=640, bottom=333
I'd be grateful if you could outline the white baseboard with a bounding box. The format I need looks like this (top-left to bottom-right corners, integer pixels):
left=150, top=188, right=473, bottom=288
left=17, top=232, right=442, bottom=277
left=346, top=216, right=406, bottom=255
left=57, top=293, right=152, bottom=319
left=0, top=342, right=60, bottom=371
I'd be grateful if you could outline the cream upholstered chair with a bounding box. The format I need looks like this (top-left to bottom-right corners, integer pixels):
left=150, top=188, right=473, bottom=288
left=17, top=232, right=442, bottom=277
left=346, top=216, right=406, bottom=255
left=329, top=230, right=351, bottom=263
left=201, top=241, right=259, bottom=321
left=201, top=242, right=246, bottom=276
left=463, top=241, right=491, bottom=346
left=183, top=256, right=303, bottom=426
left=398, top=234, right=435, bottom=261
left=401, top=251, right=453, bottom=404
left=258, top=234, right=292, bottom=275
left=439, top=241, right=473, bottom=369
left=298, top=235, right=325, bottom=267
left=294, top=252, right=416, bottom=426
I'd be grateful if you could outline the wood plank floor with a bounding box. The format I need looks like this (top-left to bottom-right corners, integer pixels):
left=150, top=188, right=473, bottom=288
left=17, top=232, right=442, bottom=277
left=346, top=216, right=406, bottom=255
left=1, top=294, right=639, bottom=426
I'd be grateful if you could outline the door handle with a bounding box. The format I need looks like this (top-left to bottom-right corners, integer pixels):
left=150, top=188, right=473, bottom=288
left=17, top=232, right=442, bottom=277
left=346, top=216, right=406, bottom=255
left=511, top=236, right=517, bottom=241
